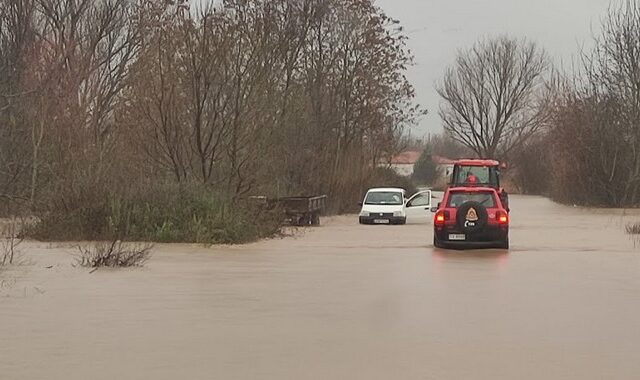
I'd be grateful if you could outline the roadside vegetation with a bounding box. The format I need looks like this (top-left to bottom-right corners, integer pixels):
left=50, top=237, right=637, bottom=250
left=7, top=0, right=639, bottom=247
left=0, top=198, right=28, bottom=268
left=433, top=0, right=640, bottom=209
left=541, top=1, right=640, bottom=207
left=625, top=222, right=640, bottom=248
left=412, top=151, right=441, bottom=188
left=626, top=223, right=640, bottom=236
left=0, top=0, right=423, bottom=244
left=77, top=240, right=153, bottom=269
left=26, top=184, right=283, bottom=244
left=1, top=217, right=23, bottom=267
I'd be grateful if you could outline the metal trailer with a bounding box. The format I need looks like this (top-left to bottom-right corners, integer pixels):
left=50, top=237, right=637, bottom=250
left=268, top=195, right=327, bottom=226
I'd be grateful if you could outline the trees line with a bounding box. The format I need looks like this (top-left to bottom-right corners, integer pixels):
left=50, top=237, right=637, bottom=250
left=0, top=0, right=423, bottom=240
left=7, top=0, right=636, bottom=231
left=435, top=0, right=640, bottom=207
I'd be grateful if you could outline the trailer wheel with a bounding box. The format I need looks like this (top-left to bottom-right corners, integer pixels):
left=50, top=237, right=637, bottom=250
left=297, top=214, right=312, bottom=226
left=311, top=213, right=320, bottom=226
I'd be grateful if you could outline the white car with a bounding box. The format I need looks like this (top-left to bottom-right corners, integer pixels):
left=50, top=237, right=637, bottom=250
left=358, top=187, right=433, bottom=225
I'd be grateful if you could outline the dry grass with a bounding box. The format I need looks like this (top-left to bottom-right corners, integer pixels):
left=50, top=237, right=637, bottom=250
left=625, top=223, right=640, bottom=235
left=1, top=217, right=25, bottom=267
left=625, top=223, right=640, bottom=248
left=77, top=240, right=153, bottom=268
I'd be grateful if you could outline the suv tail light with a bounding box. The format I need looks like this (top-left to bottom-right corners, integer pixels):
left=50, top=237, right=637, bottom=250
left=435, top=210, right=449, bottom=226
left=497, top=211, right=508, bottom=225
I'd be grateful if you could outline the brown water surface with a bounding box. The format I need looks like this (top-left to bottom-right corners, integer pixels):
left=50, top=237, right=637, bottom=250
left=2, top=195, right=640, bottom=379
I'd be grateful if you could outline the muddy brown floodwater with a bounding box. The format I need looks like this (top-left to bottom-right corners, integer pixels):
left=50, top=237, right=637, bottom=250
left=2, top=195, right=640, bottom=379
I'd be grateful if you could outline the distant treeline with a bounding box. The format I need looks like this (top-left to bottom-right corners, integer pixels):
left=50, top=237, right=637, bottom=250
left=513, top=1, right=640, bottom=207
left=412, top=1, right=640, bottom=208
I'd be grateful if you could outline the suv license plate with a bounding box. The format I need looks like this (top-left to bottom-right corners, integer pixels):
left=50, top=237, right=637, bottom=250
left=374, top=219, right=390, bottom=224
left=449, top=234, right=466, bottom=241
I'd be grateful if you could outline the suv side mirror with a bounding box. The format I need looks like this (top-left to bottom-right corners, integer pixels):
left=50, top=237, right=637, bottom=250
left=358, top=202, right=363, bottom=207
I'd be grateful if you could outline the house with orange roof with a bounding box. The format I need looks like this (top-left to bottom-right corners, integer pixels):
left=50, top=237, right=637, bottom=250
left=389, top=150, right=421, bottom=177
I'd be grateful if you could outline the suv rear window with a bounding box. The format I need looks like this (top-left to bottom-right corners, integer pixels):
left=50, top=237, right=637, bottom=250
left=447, top=192, right=495, bottom=208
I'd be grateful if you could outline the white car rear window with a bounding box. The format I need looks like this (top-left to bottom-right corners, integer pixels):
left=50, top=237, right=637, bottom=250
left=365, top=192, right=403, bottom=206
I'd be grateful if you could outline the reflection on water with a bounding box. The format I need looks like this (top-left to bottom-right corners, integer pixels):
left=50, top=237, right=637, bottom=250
left=431, top=249, right=509, bottom=276
left=432, top=249, right=509, bottom=261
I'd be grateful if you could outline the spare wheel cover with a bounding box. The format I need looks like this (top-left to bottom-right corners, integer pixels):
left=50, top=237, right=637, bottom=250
left=456, top=201, right=488, bottom=233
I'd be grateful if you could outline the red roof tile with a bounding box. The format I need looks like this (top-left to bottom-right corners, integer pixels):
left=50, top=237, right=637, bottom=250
left=391, top=151, right=421, bottom=165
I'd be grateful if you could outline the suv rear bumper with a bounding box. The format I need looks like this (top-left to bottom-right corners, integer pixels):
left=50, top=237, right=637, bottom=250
left=434, top=225, right=508, bottom=248
left=436, top=240, right=505, bottom=249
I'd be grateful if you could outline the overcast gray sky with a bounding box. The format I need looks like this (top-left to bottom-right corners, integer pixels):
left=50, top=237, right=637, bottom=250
left=198, top=0, right=614, bottom=135
left=375, top=0, right=613, bottom=136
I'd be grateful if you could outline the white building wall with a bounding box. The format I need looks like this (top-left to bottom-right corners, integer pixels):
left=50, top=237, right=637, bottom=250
left=390, top=163, right=415, bottom=177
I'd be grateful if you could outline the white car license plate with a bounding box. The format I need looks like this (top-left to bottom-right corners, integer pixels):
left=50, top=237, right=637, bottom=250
left=449, top=234, right=466, bottom=241
left=374, top=219, right=390, bottom=224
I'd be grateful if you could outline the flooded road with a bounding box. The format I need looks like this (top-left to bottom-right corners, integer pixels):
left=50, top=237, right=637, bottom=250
left=2, top=195, right=640, bottom=379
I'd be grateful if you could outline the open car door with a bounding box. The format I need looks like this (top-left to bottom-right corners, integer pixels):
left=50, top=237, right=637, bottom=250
left=405, top=190, right=432, bottom=224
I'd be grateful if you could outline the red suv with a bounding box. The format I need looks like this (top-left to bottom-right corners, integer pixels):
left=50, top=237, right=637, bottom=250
left=433, top=187, right=509, bottom=249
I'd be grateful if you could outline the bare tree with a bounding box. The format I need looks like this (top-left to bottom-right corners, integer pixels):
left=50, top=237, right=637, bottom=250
left=437, top=36, right=549, bottom=159
left=124, top=12, right=191, bottom=182
left=0, top=0, right=37, bottom=202
left=588, top=0, right=640, bottom=204
left=544, top=0, right=640, bottom=206
left=182, top=9, right=235, bottom=185
left=3, top=0, right=142, bottom=209
left=0, top=0, right=425, bottom=242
